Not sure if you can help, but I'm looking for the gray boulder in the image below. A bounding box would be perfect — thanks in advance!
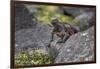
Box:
[15,24,53,56]
[62,6,95,31]
[62,7,94,18]
[15,4,37,31]
[73,12,95,30]
[54,27,94,63]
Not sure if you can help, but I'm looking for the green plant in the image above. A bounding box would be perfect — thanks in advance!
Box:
[33,5,73,25]
[15,49,53,66]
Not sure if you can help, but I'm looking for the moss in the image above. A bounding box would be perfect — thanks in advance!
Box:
[15,49,53,66]
[33,5,73,25]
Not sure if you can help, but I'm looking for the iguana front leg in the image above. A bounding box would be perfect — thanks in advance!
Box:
[48,31,55,47]
[57,32,69,43]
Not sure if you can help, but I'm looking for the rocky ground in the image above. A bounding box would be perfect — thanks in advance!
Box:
[15,24,95,63]
[54,27,95,63]
[14,4,95,64]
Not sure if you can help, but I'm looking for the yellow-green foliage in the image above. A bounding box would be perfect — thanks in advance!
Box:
[15,49,53,66]
[34,5,73,25]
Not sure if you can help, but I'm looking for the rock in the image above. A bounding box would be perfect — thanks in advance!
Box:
[62,6,95,31]
[15,4,37,31]
[73,12,95,30]
[15,22,95,63]
[54,27,94,63]
[62,7,84,17]
[62,7,94,18]
[15,24,53,56]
